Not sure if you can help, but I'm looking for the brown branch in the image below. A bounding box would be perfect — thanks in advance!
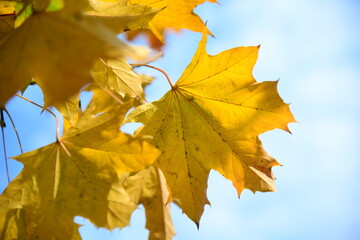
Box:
[131,64,175,89]
[0,109,10,183]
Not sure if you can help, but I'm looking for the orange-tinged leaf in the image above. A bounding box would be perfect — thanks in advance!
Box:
[128,0,217,43]
[0,1,15,15]
[0,11,128,106]
[126,28,163,49]
[124,166,175,240]
[125,33,296,223]
[0,104,160,238]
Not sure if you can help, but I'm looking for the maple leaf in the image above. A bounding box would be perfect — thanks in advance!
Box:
[124,33,296,224]
[84,84,127,116]
[53,93,81,131]
[0,1,15,35]
[128,0,217,43]
[0,208,82,240]
[85,0,159,34]
[85,68,154,116]
[0,209,26,240]
[0,11,128,107]
[91,58,147,99]
[124,166,175,240]
[0,104,160,239]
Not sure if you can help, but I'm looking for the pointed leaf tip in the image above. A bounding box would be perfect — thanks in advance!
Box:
[131,34,294,223]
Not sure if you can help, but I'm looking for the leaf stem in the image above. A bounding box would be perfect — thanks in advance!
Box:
[15,94,61,142]
[0,109,10,184]
[2,108,23,154]
[131,64,175,89]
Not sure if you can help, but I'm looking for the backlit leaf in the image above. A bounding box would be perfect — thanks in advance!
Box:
[85,0,159,33]
[0,11,128,106]
[53,93,81,131]
[125,33,296,223]
[124,167,175,240]
[85,84,127,116]
[0,209,27,240]
[128,0,217,43]
[91,58,146,99]
[0,104,160,238]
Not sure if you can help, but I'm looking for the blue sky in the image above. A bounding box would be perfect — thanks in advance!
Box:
[1,0,360,239]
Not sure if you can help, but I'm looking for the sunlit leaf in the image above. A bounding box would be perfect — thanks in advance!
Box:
[53,93,81,131]
[0,104,160,238]
[85,0,159,33]
[0,11,128,106]
[125,33,295,223]
[128,0,217,43]
[91,58,146,99]
[124,167,175,240]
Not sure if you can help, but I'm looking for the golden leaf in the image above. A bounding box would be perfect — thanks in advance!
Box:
[91,58,147,99]
[125,33,296,223]
[0,11,128,106]
[124,167,175,240]
[85,0,159,33]
[0,104,160,238]
[0,1,15,35]
[53,93,81,131]
[128,0,217,43]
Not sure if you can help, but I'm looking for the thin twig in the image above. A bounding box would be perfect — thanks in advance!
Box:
[0,109,10,183]
[2,108,23,154]
[131,64,175,88]
[15,94,61,141]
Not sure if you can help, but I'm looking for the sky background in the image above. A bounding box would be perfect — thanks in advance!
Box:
[1,0,360,239]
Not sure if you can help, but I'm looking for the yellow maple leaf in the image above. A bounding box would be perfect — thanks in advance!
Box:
[0,104,160,239]
[0,11,128,107]
[85,0,159,34]
[85,69,153,116]
[53,93,81,131]
[0,208,82,239]
[0,209,27,240]
[85,84,127,116]
[91,58,147,99]
[128,0,217,43]
[124,33,296,224]
[124,166,175,240]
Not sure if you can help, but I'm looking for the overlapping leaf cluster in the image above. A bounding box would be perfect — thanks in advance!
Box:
[0,0,295,239]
